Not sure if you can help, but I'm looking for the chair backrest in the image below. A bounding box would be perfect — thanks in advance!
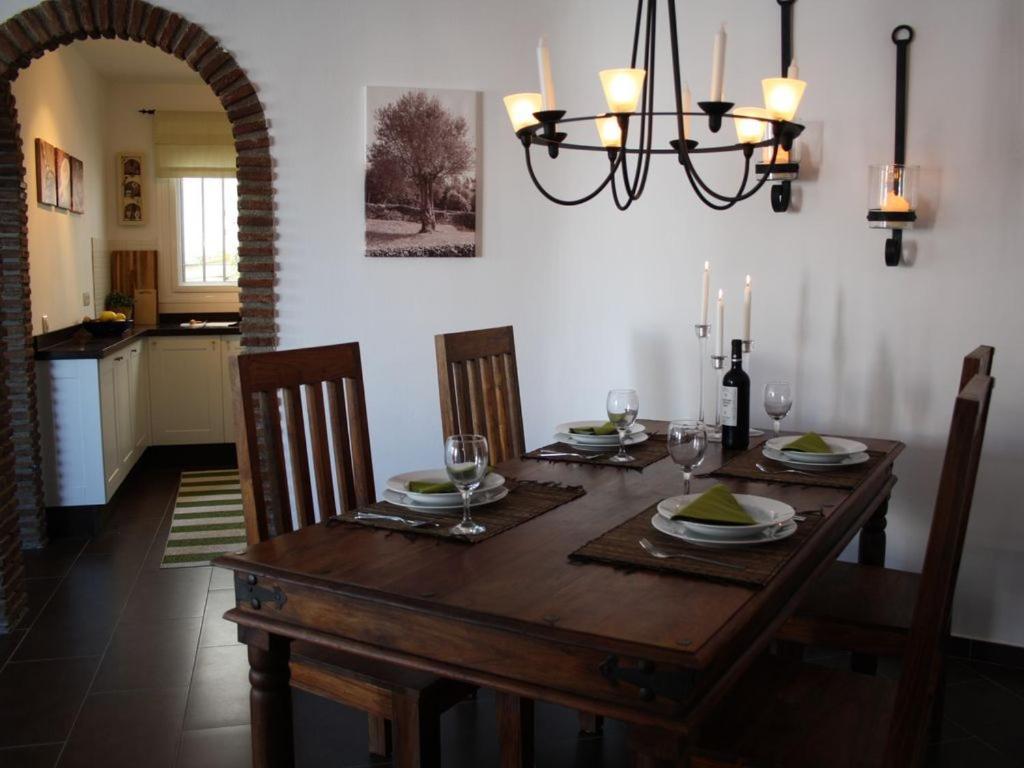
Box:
[233,342,375,544]
[960,345,994,390]
[435,326,525,464]
[884,372,994,767]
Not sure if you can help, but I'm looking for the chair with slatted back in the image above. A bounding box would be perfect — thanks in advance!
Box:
[775,345,994,658]
[631,372,995,768]
[435,326,525,465]
[233,342,471,768]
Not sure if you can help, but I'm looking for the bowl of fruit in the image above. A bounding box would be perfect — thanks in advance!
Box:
[82,311,133,337]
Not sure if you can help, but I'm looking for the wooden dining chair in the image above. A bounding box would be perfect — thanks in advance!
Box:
[233,342,471,767]
[435,326,526,464]
[775,345,995,659]
[632,372,995,768]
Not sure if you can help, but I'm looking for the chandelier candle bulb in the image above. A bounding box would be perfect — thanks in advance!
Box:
[503,92,543,133]
[599,68,646,114]
[700,261,710,325]
[710,23,727,101]
[537,36,557,110]
[743,275,752,341]
[682,81,693,137]
[716,289,725,357]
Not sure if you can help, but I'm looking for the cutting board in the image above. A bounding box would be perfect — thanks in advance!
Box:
[134,288,157,325]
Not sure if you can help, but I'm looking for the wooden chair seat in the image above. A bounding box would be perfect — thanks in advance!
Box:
[692,655,895,768]
[776,562,919,656]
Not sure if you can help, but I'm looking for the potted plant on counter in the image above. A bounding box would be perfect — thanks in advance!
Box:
[105,291,134,320]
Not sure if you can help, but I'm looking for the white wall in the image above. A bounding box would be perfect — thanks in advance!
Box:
[103,81,240,313]
[14,46,107,333]
[3,0,1022,647]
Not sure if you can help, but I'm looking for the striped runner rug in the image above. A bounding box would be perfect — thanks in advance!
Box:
[161,469,247,568]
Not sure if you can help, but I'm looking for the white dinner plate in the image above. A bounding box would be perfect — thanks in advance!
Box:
[385,470,505,506]
[656,493,796,539]
[651,514,797,548]
[765,435,868,463]
[554,421,646,445]
[382,485,509,512]
[554,431,651,451]
[762,446,870,471]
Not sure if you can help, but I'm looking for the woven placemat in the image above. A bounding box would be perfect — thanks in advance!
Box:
[523,433,667,471]
[711,445,888,490]
[327,479,585,544]
[570,502,823,588]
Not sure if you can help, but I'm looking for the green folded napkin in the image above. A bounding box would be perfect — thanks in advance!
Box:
[407,467,494,494]
[569,421,618,435]
[670,484,756,526]
[783,432,832,453]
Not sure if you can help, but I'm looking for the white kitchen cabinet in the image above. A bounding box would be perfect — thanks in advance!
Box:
[148,336,225,445]
[220,336,242,443]
[129,342,150,455]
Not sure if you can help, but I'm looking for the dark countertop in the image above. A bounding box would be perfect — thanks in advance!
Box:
[35,323,241,361]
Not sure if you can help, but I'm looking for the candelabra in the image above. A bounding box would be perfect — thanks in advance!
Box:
[694,323,709,425]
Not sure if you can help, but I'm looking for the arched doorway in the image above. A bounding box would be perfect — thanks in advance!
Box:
[0,1,277,628]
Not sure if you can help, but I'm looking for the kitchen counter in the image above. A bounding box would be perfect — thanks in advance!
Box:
[35,322,241,360]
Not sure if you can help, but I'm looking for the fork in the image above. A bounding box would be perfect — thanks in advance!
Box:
[353,511,439,528]
[639,538,745,570]
[538,450,612,461]
[755,462,815,477]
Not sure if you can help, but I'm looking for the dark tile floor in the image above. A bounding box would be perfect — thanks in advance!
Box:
[0,449,1022,767]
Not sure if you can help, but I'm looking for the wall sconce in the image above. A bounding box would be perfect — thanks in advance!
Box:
[754,0,802,213]
[868,25,917,266]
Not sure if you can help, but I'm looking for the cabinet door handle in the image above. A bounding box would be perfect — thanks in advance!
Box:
[114,356,124,361]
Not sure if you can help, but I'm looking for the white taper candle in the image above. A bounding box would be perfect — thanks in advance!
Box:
[743,275,752,340]
[710,23,727,101]
[681,81,693,137]
[537,35,557,110]
[716,289,725,357]
[700,261,710,325]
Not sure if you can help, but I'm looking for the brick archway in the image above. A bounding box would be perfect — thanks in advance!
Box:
[0,1,278,628]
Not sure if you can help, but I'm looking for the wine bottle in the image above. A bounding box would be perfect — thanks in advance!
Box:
[720,339,750,450]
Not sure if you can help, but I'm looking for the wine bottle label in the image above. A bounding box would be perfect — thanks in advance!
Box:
[721,385,738,427]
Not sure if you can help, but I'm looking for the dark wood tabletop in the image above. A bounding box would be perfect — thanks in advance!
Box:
[217,422,903,749]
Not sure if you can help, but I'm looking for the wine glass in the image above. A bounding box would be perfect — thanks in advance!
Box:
[606,389,639,463]
[667,419,707,495]
[764,381,793,437]
[444,434,489,536]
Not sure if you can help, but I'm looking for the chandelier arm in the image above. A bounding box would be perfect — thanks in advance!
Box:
[629,0,644,67]
[666,0,688,147]
[677,138,778,203]
[677,152,752,211]
[523,141,623,206]
[618,0,657,202]
[610,162,635,211]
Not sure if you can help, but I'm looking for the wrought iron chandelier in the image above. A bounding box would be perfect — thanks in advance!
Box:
[503,0,807,211]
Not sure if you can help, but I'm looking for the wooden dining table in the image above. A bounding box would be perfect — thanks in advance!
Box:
[215,423,903,767]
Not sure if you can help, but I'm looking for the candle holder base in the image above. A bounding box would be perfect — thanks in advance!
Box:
[694,323,710,339]
[698,101,734,133]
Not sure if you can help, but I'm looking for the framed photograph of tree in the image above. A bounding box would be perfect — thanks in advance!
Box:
[365,87,479,258]
[35,139,57,206]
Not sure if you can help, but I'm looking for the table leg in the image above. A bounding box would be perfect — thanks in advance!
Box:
[578,711,604,734]
[857,496,889,567]
[852,494,890,674]
[496,692,534,768]
[247,633,294,768]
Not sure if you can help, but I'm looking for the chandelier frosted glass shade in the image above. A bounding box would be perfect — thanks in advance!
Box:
[503,93,544,132]
[599,68,647,114]
[761,76,807,121]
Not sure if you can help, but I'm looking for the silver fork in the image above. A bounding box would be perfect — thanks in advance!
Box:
[755,462,815,477]
[538,450,612,461]
[639,538,745,570]
[354,511,439,528]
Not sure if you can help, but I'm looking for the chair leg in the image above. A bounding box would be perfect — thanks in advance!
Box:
[367,715,392,758]
[391,690,441,768]
[578,711,604,734]
[496,692,534,768]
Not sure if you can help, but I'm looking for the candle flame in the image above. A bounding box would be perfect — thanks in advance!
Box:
[718,289,724,299]
[704,260,710,270]
[745,274,751,285]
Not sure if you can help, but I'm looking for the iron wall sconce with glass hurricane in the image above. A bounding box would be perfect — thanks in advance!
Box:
[754,0,803,213]
[869,25,918,266]
[502,0,807,212]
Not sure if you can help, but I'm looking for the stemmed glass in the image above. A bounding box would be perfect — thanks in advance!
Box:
[606,389,639,463]
[444,434,489,536]
[667,420,708,495]
[764,381,793,437]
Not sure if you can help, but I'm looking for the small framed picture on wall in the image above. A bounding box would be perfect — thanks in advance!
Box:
[35,139,56,206]
[117,151,144,225]
[70,157,84,214]
[55,148,71,210]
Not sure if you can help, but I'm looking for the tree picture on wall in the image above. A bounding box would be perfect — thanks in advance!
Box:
[365,86,479,258]
[34,139,57,206]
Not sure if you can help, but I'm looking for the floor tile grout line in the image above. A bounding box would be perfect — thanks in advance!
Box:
[53,480,185,766]
[0,739,68,750]
[0,538,89,678]
[174,566,218,767]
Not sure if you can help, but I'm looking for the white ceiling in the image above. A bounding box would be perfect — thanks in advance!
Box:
[72,39,204,84]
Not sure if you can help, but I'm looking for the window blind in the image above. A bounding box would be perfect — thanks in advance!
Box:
[153,111,236,178]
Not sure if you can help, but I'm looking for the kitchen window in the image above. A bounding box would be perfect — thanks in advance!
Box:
[179,177,239,286]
